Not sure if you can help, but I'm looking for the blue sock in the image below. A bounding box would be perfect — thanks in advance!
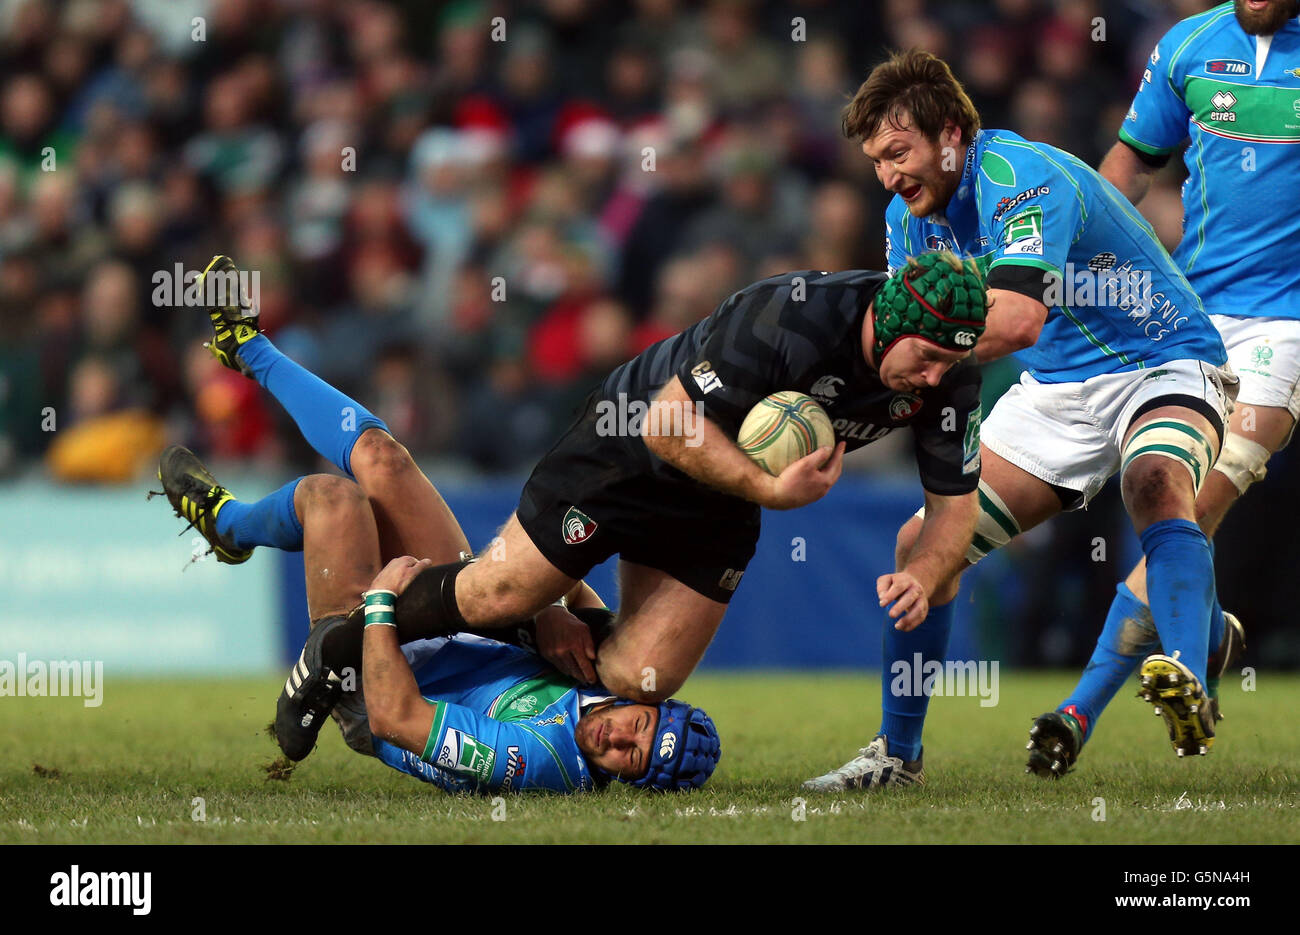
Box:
[215,477,305,551]
[1140,518,1214,686]
[879,601,954,762]
[1208,540,1225,653]
[238,335,387,478]
[1059,582,1158,741]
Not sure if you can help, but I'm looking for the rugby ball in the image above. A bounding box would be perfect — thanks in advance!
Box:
[738,391,835,476]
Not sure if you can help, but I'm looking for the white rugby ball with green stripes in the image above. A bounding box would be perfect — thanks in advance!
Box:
[738,391,835,476]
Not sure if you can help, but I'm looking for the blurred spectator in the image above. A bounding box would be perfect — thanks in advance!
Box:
[0,0,1207,482]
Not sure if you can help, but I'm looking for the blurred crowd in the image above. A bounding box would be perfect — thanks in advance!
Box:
[0,0,1214,481]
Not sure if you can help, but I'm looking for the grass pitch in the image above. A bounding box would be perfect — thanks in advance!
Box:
[2,671,1296,844]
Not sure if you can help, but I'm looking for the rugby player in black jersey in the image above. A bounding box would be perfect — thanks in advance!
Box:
[263,252,992,761]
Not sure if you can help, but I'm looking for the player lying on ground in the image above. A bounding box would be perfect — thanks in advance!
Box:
[204,251,990,775]
[1024,0,1294,777]
[158,266,719,792]
[805,49,1239,790]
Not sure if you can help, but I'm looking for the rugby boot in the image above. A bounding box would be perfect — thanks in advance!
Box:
[1137,651,1215,757]
[155,445,252,565]
[275,614,352,761]
[1025,706,1086,778]
[801,735,924,791]
[198,254,261,376]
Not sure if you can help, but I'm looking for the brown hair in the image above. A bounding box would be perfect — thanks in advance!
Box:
[842,49,980,144]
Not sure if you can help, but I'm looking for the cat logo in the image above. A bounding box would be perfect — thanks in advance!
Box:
[690,361,723,394]
[718,568,745,591]
[658,732,677,759]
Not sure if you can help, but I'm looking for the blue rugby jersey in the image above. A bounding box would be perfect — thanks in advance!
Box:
[372,637,602,794]
[1118,2,1300,319]
[885,128,1225,382]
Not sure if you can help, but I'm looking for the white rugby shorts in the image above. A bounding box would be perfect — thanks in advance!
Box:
[981,358,1237,508]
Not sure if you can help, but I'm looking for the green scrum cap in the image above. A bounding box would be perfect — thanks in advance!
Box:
[872,251,989,363]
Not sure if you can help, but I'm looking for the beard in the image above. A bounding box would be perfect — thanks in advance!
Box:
[1235,0,1300,35]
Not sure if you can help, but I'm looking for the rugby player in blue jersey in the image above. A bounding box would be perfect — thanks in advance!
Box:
[805,49,1238,791]
[1029,0,1299,776]
[155,258,719,793]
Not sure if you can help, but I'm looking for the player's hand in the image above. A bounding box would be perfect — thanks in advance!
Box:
[370,555,433,597]
[877,570,929,631]
[535,605,597,684]
[765,441,846,510]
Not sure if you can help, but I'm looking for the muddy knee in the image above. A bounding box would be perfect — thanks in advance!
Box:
[297,473,367,514]
[350,428,418,484]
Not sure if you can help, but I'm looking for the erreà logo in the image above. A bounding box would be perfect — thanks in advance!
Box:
[658,731,677,759]
[562,506,597,545]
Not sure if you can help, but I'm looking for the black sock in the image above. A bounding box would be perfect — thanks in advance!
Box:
[393,559,471,641]
[317,560,472,677]
[462,606,615,654]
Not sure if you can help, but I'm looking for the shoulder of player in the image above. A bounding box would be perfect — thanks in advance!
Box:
[975,132,1071,207]
[1161,2,1241,75]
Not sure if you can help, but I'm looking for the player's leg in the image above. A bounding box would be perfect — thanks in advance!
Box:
[347,428,471,565]
[887,449,1062,758]
[1054,401,1289,752]
[804,445,1067,790]
[594,562,729,703]
[1119,395,1225,756]
[197,255,472,564]
[1123,401,1292,600]
[295,474,382,621]
[274,474,386,761]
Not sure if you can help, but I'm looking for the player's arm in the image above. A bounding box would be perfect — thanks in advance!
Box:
[1099,140,1163,206]
[643,374,845,510]
[363,557,437,752]
[534,580,604,684]
[1103,32,1186,205]
[972,149,1077,362]
[880,488,977,631]
[973,286,1048,362]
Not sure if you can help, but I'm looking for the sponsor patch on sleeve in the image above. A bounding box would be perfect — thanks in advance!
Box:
[1002,206,1044,256]
[690,360,723,395]
[438,728,496,782]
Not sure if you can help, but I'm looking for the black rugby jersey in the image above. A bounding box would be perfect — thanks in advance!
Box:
[600,269,982,496]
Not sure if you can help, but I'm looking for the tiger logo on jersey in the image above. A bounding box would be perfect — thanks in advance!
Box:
[562,506,597,545]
